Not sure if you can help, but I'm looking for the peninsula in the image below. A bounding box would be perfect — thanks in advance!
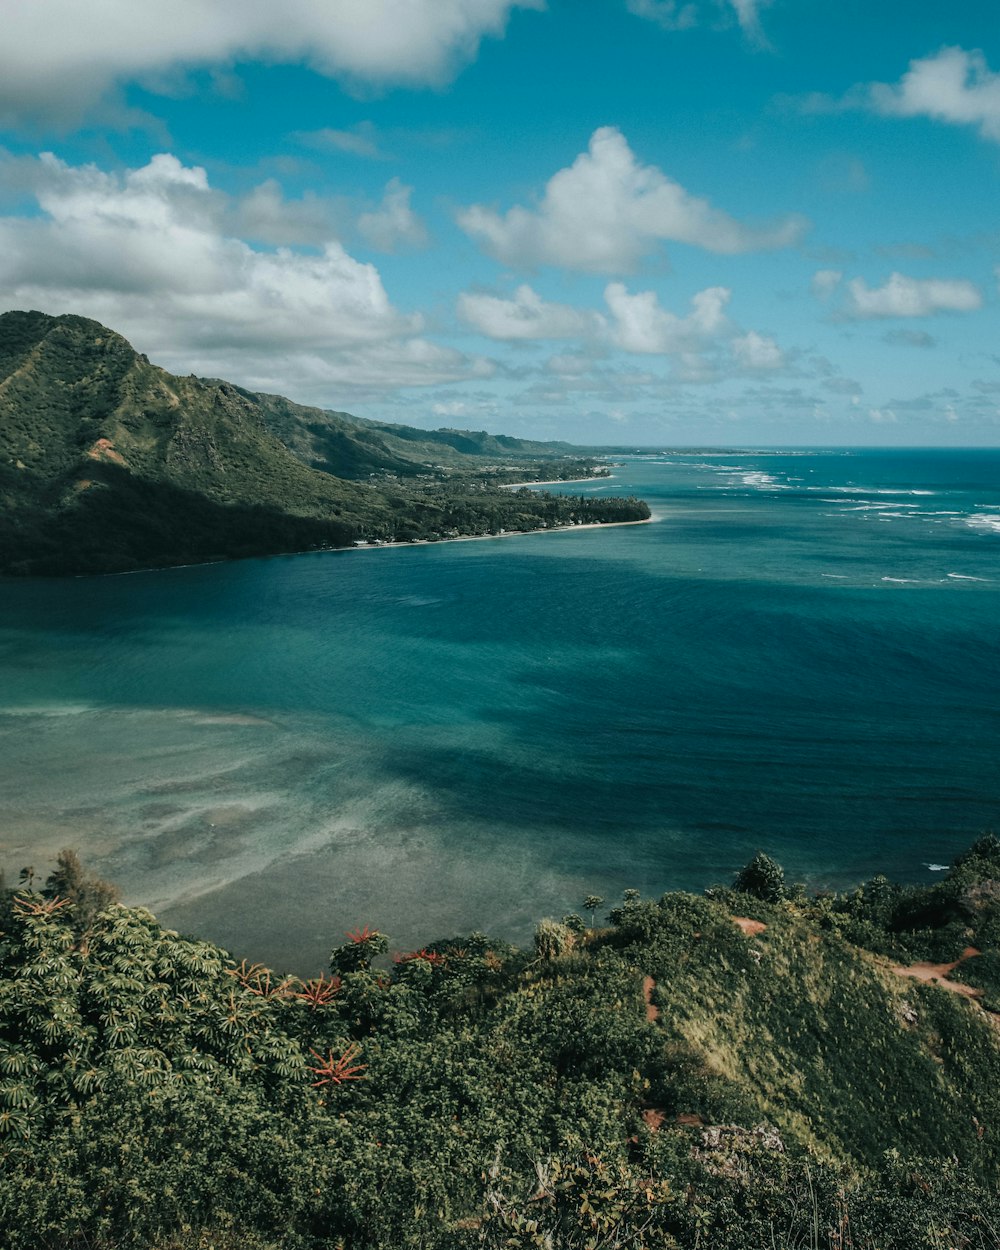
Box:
[0,311,649,577]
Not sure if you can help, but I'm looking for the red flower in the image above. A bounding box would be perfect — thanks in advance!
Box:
[295,975,342,1009]
[226,959,294,999]
[12,895,71,918]
[308,1042,366,1087]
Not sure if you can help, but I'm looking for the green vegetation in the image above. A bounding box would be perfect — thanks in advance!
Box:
[0,311,646,576]
[2,841,1000,1247]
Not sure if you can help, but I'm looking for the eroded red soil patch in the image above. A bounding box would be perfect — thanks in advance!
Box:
[642,975,659,1022]
[86,438,126,466]
[731,916,767,937]
[891,947,983,1000]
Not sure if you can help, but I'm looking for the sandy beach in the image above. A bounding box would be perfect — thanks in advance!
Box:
[499,474,613,489]
[340,515,652,554]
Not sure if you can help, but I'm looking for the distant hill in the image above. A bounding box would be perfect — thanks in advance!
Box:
[250,389,581,479]
[0,311,645,575]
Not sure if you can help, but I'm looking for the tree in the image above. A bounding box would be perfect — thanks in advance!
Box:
[330,925,389,974]
[583,895,605,928]
[733,853,786,903]
[534,919,576,961]
[43,849,120,941]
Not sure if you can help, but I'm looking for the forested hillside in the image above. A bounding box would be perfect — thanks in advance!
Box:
[2,841,1000,1248]
[0,311,647,576]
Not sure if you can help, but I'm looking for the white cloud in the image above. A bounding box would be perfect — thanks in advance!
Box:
[604,281,731,352]
[626,0,771,44]
[0,152,484,396]
[299,122,385,160]
[731,330,784,369]
[626,1,699,32]
[844,272,982,319]
[811,269,842,298]
[357,179,429,252]
[0,0,543,125]
[458,280,733,353]
[458,277,787,381]
[456,126,807,273]
[867,47,1000,143]
[235,179,347,246]
[458,285,605,340]
[799,47,1000,145]
[728,0,770,46]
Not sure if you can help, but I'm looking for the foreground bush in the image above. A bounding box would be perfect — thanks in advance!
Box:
[1,845,1000,1247]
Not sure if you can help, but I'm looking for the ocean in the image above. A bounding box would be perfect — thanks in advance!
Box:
[1,448,998,971]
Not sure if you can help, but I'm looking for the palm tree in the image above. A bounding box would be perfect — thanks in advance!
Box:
[582,895,604,928]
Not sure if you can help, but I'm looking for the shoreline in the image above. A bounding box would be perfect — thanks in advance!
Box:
[498,473,613,489]
[61,469,646,578]
[66,513,653,579]
[339,515,652,555]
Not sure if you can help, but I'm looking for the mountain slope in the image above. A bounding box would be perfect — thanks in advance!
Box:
[252,390,581,479]
[0,311,645,575]
[1,838,1000,1248]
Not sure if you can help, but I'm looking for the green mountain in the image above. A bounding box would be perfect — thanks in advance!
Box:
[250,389,582,479]
[0,311,645,575]
[2,839,1000,1248]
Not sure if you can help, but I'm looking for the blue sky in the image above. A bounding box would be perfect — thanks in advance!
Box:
[1,0,998,446]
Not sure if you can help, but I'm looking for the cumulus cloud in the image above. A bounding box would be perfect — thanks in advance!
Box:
[357,179,429,252]
[459,280,733,352]
[459,278,786,378]
[456,126,807,273]
[458,285,604,340]
[603,281,730,353]
[234,178,348,247]
[843,272,982,319]
[0,151,484,396]
[797,47,1000,144]
[731,330,785,369]
[867,47,1000,143]
[0,0,543,125]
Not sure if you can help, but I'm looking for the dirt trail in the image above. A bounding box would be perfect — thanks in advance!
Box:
[731,916,767,937]
[891,946,983,999]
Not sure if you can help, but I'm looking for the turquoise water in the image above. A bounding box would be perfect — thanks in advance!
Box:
[1,449,998,971]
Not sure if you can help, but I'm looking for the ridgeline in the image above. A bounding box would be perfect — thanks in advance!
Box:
[0,311,649,576]
[2,840,1000,1247]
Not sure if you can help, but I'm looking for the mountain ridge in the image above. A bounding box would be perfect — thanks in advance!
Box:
[0,310,647,575]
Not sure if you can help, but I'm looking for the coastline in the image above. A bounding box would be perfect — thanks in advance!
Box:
[339,515,651,554]
[86,513,653,578]
[62,469,645,578]
[499,474,613,489]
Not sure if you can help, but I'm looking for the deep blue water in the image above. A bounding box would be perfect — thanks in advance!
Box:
[1,448,998,971]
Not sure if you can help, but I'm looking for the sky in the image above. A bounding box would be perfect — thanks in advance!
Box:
[1,0,998,447]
